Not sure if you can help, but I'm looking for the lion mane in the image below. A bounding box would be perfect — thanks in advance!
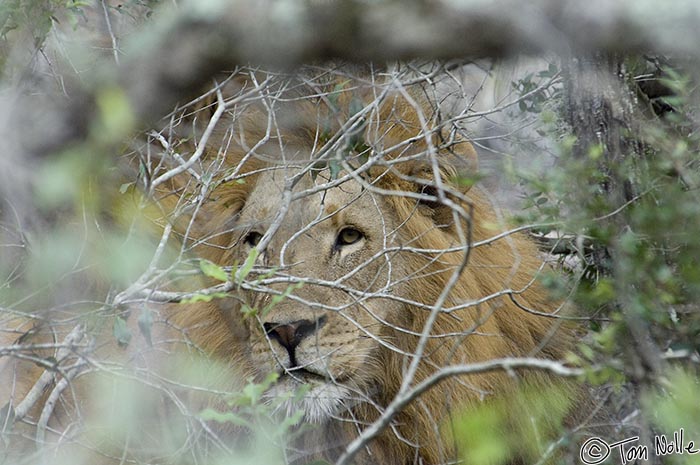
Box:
[0,71,577,465]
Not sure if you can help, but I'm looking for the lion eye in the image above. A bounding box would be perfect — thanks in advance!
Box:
[244,231,263,247]
[337,228,363,247]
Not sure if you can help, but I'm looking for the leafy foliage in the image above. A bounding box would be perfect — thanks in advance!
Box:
[454,385,572,465]
[515,56,700,449]
[2,2,700,463]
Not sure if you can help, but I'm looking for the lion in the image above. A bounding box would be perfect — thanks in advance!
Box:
[171,71,582,464]
[0,69,580,465]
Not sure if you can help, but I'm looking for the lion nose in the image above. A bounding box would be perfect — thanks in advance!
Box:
[263,316,327,354]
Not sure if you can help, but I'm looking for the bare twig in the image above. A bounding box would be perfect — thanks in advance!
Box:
[335,358,584,465]
[13,324,86,422]
[100,0,120,65]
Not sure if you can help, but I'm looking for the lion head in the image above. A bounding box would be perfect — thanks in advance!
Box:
[171,74,576,464]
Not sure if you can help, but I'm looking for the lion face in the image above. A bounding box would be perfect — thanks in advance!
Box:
[198,81,570,458]
[232,166,414,423]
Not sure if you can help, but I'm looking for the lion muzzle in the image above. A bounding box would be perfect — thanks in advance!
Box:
[264,315,328,367]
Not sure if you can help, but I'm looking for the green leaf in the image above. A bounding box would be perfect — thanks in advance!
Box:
[113,316,132,346]
[451,174,481,189]
[349,96,363,117]
[96,86,135,141]
[180,292,229,304]
[199,408,250,427]
[578,343,594,361]
[252,266,278,284]
[280,410,304,428]
[236,248,259,284]
[233,373,279,407]
[119,182,133,194]
[292,383,311,401]
[35,150,86,208]
[329,159,342,180]
[643,368,700,437]
[200,259,229,282]
[137,307,153,347]
[241,304,257,317]
[310,159,328,182]
[262,282,304,317]
[327,80,350,111]
[454,384,571,464]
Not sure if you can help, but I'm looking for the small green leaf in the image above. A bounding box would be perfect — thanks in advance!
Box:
[180,292,229,304]
[578,343,595,361]
[329,159,342,180]
[137,307,153,347]
[119,182,133,194]
[588,143,604,160]
[241,304,257,317]
[349,96,363,116]
[327,80,350,111]
[292,383,311,401]
[236,248,259,284]
[451,174,480,189]
[113,316,132,346]
[199,408,250,427]
[310,159,328,182]
[253,266,278,284]
[235,373,279,406]
[96,86,135,140]
[349,133,366,154]
[262,282,304,317]
[279,409,304,430]
[200,259,229,282]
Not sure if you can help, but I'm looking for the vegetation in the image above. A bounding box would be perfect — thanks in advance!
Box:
[1,2,700,465]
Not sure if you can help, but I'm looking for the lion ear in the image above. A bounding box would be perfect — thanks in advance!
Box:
[448,138,479,182]
[405,137,479,227]
[408,136,479,193]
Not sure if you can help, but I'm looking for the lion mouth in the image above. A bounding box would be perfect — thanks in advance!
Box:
[265,370,353,423]
[278,367,331,384]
